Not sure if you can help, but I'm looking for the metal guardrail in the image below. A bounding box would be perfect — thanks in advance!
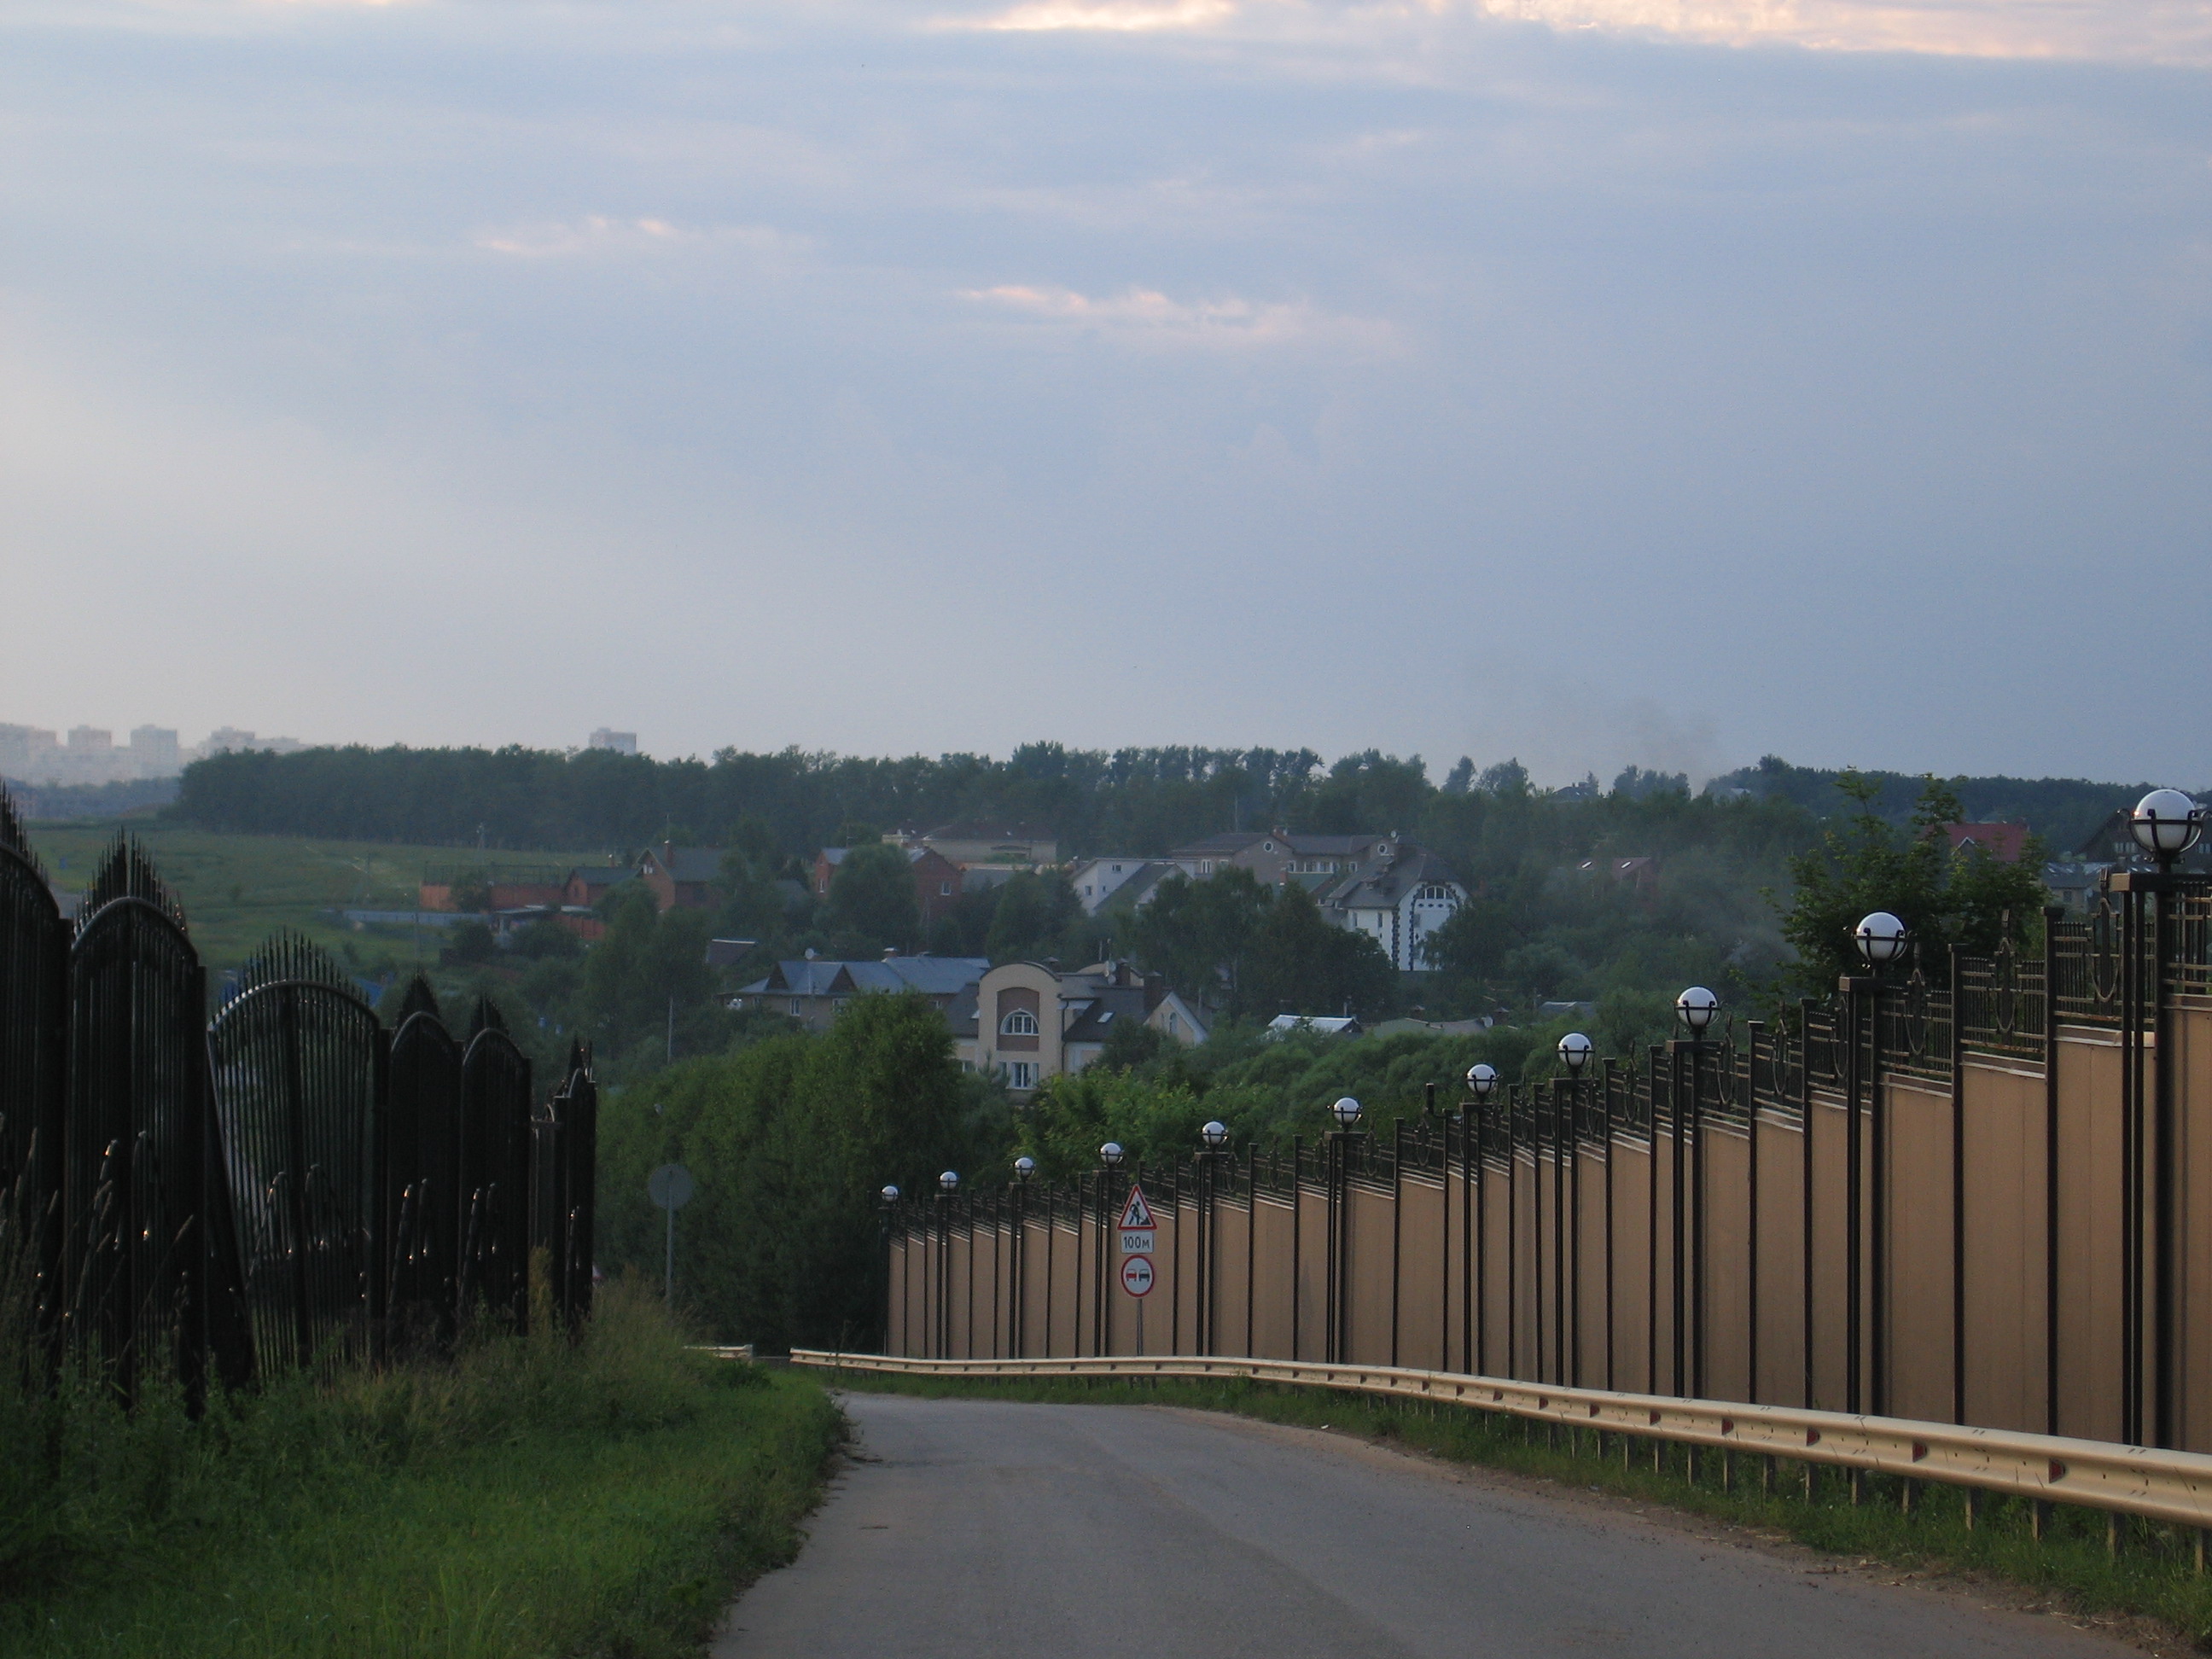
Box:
[789,1351,2212,1532]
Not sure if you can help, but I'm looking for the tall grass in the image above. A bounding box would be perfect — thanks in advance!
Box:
[0,1281,839,1658]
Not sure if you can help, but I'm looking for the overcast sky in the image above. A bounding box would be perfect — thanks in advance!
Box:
[3,0,2207,786]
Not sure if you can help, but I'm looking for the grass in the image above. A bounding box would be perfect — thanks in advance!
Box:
[20,823,613,978]
[0,1284,841,1659]
[828,1368,2212,1648]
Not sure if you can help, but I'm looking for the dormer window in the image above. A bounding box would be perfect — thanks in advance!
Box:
[1000,1008,1039,1036]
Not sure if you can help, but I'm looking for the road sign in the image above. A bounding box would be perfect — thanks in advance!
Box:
[649,1163,695,1210]
[1121,1255,1155,1297]
[1120,1230,1155,1254]
[1117,1184,1155,1231]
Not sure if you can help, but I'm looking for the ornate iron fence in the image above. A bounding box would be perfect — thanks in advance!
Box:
[0,789,595,1398]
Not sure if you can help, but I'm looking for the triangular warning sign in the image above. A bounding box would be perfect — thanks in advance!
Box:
[1118,1184,1155,1231]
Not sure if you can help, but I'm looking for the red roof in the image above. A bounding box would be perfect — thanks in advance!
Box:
[1945,822,2030,864]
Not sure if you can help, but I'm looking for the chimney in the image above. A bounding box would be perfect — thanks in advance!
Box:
[882,946,899,960]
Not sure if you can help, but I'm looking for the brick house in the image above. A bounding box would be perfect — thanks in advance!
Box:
[814,843,969,927]
[637,842,723,911]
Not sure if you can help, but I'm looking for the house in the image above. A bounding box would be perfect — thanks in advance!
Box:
[731,953,989,1033]
[951,959,1209,1093]
[1310,844,1467,972]
[911,821,1058,866]
[562,864,633,907]
[1371,1016,1495,1039]
[418,865,568,912]
[1576,855,1658,898]
[814,843,969,926]
[1944,823,2031,863]
[638,842,724,911]
[1069,856,1179,915]
[1167,830,1396,885]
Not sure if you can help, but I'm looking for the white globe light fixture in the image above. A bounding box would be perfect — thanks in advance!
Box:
[1099,1141,1125,1168]
[880,1185,900,1203]
[1202,1120,1229,1150]
[1854,911,1908,968]
[1557,1032,1593,1074]
[1465,1062,1499,1099]
[1330,1096,1363,1129]
[1012,1155,1035,1182]
[2131,789,2206,870]
[938,1170,959,1194]
[1675,986,1720,1038]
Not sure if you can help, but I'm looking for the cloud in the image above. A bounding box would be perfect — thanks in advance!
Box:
[954,0,1237,30]
[959,283,1394,351]
[941,0,2212,66]
[474,216,808,262]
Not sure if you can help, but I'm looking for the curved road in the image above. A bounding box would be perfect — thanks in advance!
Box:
[718,1392,2141,1658]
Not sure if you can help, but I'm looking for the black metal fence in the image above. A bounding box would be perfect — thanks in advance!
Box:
[0,789,597,1400]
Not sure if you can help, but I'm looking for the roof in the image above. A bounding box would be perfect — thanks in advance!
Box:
[1945,823,2030,864]
[924,821,1057,843]
[1096,860,1180,911]
[1287,833,1389,857]
[1265,1015,1361,1037]
[645,845,725,883]
[1316,847,1462,910]
[739,955,988,1000]
[1168,831,1268,858]
[818,847,850,867]
[566,865,632,889]
[1061,983,1154,1044]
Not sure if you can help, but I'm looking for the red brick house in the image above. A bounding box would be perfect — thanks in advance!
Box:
[638,843,724,911]
[814,843,968,926]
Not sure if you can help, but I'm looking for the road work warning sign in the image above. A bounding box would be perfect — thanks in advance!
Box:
[1118,1184,1156,1255]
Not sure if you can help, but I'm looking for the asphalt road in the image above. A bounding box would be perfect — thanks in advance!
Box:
[715,1392,2143,1658]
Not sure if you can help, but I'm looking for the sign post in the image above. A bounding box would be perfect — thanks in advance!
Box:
[648,1162,696,1307]
[1117,1182,1157,1353]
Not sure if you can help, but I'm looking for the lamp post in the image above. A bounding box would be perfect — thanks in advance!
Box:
[1325,1097,1362,1363]
[1843,911,1905,1415]
[1097,1143,1124,1354]
[2110,789,2207,1447]
[1670,988,1719,1400]
[1556,1034,1592,1386]
[1197,1121,1229,1355]
[1464,1063,1498,1376]
[1010,1157,1034,1359]
[880,1185,901,1353]
[935,1171,959,1359]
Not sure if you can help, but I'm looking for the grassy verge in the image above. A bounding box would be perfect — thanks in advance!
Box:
[2,1287,840,1659]
[828,1368,2210,1645]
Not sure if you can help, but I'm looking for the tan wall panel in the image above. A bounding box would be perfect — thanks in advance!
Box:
[1959,1064,2046,1432]
[2056,1032,2125,1442]
[1650,1131,1682,1396]
[1296,1185,1327,1361]
[1348,1185,1395,1365]
[1609,1140,1654,1394]
[1752,1115,1807,1406]
[1251,1195,1296,1359]
[2181,1006,2212,1452]
[1397,1173,1448,1371]
[1475,1159,1511,1377]
[1702,1125,1753,1405]
[1884,1081,1955,1423]
[1571,1150,1610,1389]
[1807,1095,1854,1411]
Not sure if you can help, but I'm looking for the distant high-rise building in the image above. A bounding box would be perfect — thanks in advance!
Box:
[129,725,181,777]
[202,726,256,756]
[588,728,638,755]
[67,725,113,754]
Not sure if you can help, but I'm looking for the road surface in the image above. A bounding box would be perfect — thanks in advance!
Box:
[716,1392,2143,1658]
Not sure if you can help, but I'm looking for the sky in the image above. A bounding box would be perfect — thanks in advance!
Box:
[1,0,2208,788]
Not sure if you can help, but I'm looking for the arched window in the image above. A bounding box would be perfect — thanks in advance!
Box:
[1000,1008,1039,1036]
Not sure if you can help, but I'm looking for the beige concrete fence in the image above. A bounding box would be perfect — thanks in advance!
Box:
[883,896,2212,1459]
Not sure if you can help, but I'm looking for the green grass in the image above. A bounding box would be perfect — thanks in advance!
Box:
[20,823,612,977]
[1,1287,841,1659]
[828,1369,2210,1646]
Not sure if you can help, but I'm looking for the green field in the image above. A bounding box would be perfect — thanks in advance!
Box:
[23,821,614,979]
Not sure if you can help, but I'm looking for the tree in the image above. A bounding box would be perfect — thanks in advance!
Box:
[1241,881,1396,1021]
[1776,771,2046,1001]
[822,842,920,952]
[580,883,722,1068]
[983,869,1080,963]
[1127,868,1272,1013]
